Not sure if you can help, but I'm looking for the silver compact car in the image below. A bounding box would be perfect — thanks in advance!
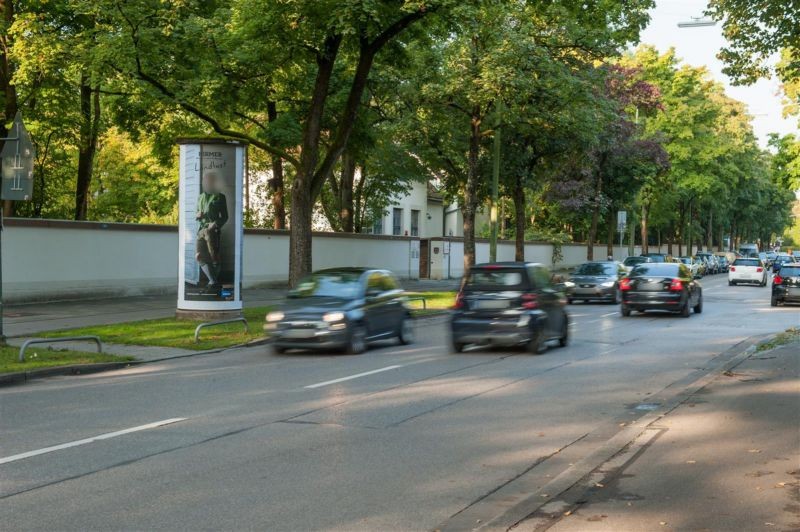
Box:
[568,261,627,304]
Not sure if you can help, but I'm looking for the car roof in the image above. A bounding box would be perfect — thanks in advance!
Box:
[312,267,377,275]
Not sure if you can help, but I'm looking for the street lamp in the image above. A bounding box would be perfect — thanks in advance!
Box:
[677,17,716,28]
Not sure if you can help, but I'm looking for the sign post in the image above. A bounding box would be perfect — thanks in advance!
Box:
[0,112,35,344]
[176,139,246,319]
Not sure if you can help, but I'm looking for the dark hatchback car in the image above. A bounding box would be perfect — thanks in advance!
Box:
[620,262,703,317]
[450,262,568,354]
[772,254,796,274]
[568,261,627,304]
[265,268,412,354]
[771,264,800,306]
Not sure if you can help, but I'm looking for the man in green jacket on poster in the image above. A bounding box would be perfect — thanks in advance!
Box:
[195,170,228,292]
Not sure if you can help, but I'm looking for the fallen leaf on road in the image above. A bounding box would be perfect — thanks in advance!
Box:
[564,511,572,516]
[538,432,545,437]
[765,523,775,526]
[775,482,786,488]
[723,370,734,377]
[748,449,762,453]
[587,515,606,522]
[541,494,549,498]
[595,483,604,488]
[686,460,697,464]
[660,521,667,526]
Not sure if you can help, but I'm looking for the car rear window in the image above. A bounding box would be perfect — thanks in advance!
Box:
[733,259,760,267]
[575,263,616,275]
[779,265,800,276]
[466,268,526,290]
[630,264,680,277]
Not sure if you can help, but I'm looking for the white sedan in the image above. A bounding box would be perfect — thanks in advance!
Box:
[728,257,768,286]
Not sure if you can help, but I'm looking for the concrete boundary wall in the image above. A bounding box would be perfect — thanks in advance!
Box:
[2,218,689,302]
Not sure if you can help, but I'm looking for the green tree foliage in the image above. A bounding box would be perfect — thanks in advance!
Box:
[706,0,800,84]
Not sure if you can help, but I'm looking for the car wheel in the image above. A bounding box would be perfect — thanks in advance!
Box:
[451,340,466,353]
[621,304,631,317]
[558,314,569,347]
[527,327,547,354]
[398,316,414,345]
[345,324,367,354]
[567,298,573,305]
[272,344,286,355]
[693,294,703,314]
[761,279,767,287]
[680,300,691,318]
[728,280,734,286]
[771,296,778,307]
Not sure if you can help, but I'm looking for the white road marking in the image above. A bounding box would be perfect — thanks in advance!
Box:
[304,365,404,389]
[0,418,187,465]
[600,312,617,317]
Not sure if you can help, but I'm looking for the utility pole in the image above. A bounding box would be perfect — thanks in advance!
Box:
[489,100,503,262]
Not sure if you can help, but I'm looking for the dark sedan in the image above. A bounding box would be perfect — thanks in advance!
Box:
[772,254,796,274]
[620,262,703,317]
[265,268,413,354]
[451,262,568,354]
[771,264,800,306]
[568,261,626,304]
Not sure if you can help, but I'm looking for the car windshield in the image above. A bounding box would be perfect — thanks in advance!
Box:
[630,264,680,277]
[466,268,525,289]
[779,266,800,276]
[574,263,616,276]
[733,259,760,267]
[679,258,692,264]
[289,272,363,299]
[624,257,647,266]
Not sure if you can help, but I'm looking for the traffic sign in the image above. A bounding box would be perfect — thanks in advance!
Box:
[1,112,35,201]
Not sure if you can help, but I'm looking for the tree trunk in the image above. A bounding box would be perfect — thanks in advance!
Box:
[74,78,100,220]
[353,163,366,233]
[266,101,286,230]
[513,177,525,261]
[462,107,481,272]
[586,172,603,261]
[606,206,615,259]
[640,202,649,255]
[706,211,713,252]
[289,184,313,286]
[1,0,18,217]
[339,150,355,232]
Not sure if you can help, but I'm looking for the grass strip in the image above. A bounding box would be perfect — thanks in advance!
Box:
[40,306,272,351]
[0,345,134,375]
[756,327,800,352]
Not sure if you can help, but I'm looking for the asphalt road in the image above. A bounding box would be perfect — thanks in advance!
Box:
[1,274,798,531]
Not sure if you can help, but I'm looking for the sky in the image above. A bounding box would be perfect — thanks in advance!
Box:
[637,0,797,149]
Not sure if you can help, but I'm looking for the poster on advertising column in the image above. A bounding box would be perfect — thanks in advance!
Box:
[177,139,245,312]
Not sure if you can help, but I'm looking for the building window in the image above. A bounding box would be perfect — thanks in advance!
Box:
[410,209,420,237]
[372,216,384,235]
[392,208,403,236]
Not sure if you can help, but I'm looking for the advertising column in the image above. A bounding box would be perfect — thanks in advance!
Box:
[177,139,246,316]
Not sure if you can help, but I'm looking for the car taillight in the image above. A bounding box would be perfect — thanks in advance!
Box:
[453,291,465,310]
[730,266,736,272]
[756,267,763,273]
[669,279,683,292]
[521,293,538,309]
[620,278,633,291]
[774,275,783,285]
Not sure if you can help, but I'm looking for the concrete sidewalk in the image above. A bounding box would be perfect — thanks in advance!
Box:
[517,340,800,532]
[2,279,458,338]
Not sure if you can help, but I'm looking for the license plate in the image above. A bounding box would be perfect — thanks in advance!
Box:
[282,329,316,339]
[474,299,509,309]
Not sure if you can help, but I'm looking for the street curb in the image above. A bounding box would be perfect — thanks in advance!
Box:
[0,361,138,387]
[437,333,771,532]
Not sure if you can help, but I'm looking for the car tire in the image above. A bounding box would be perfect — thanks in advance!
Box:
[621,304,631,317]
[771,296,778,307]
[345,324,367,355]
[680,300,691,318]
[558,314,569,347]
[567,298,573,305]
[527,327,547,354]
[693,295,703,314]
[451,340,466,353]
[761,279,767,287]
[728,280,734,286]
[272,344,286,355]
[398,316,414,345]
